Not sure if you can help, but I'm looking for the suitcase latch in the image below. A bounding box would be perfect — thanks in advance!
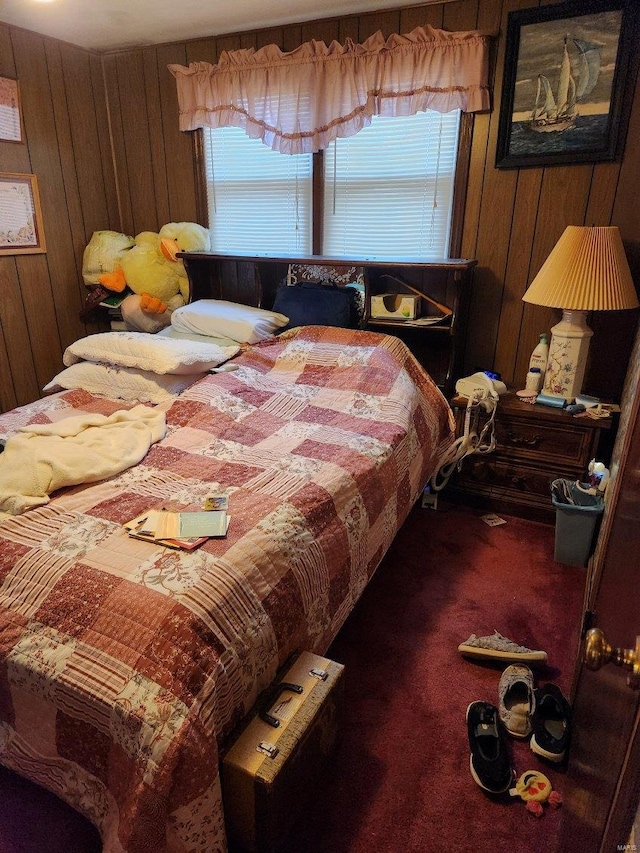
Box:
[256,741,279,758]
[309,667,328,681]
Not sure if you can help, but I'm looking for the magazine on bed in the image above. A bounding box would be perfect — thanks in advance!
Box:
[124,504,230,550]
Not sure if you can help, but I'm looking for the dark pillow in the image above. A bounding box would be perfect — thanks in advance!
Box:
[272,282,360,330]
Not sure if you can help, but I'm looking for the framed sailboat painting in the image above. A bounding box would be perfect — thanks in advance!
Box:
[495,0,636,169]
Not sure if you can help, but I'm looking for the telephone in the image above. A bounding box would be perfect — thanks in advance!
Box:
[430,372,506,492]
[455,372,507,410]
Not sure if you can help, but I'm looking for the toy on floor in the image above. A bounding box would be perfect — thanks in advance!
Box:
[509,770,562,816]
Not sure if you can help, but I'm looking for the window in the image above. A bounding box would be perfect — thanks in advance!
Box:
[204,127,313,255]
[203,109,462,259]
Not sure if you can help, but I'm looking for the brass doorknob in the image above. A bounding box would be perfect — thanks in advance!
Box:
[584,628,640,690]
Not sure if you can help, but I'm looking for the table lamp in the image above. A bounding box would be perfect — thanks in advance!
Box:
[522,226,638,401]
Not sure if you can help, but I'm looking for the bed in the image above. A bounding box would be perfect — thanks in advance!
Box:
[0,319,454,851]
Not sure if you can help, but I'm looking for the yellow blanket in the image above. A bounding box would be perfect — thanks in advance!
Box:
[0,405,166,516]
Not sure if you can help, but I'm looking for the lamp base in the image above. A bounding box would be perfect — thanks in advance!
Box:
[542,310,593,402]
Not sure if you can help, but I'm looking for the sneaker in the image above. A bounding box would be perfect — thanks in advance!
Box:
[458,631,548,665]
[530,684,571,763]
[466,701,513,794]
[498,665,535,738]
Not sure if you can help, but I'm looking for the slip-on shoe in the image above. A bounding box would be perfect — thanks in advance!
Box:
[458,631,548,665]
[498,664,535,738]
[466,700,513,794]
[530,683,571,763]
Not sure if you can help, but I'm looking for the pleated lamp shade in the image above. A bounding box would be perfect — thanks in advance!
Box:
[523,226,638,311]
[522,226,638,401]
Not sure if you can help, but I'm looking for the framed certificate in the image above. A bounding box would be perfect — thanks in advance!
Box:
[0,77,23,143]
[0,173,47,255]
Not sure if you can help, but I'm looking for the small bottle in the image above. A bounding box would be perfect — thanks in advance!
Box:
[529,334,549,372]
[525,367,543,393]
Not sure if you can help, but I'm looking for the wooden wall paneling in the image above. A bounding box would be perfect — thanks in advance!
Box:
[401,3,444,31]
[185,38,219,64]
[282,26,303,53]
[156,43,199,224]
[442,0,479,31]
[589,61,640,403]
[0,29,27,174]
[337,16,359,44]
[300,19,342,45]
[41,41,95,348]
[102,54,132,235]
[0,29,41,410]
[11,29,70,390]
[0,25,19,409]
[585,163,620,227]
[215,35,242,57]
[59,44,112,241]
[493,167,543,386]
[462,0,532,376]
[357,10,402,41]
[459,0,502,263]
[0,24,14,74]
[0,29,30,171]
[0,328,18,413]
[89,53,120,231]
[254,29,284,50]
[238,32,256,51]
[0,259,30,411]
[142,47,171,228]
[115,51,160,234]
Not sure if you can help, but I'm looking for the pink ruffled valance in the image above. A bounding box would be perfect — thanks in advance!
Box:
[169,25,491,154]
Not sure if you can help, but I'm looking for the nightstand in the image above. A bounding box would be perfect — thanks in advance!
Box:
[446,393,614,523]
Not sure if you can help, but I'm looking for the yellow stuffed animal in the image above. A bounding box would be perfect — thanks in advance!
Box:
[86,223,210,332]
[158,222,211,302]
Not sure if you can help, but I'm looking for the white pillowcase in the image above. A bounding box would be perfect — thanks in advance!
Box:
[171,299,289,344]
[63,332,240,375]
[44,362,205,403]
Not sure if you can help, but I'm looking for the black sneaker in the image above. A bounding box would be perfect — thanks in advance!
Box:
[466,701,513,793]
[530,684,571,763]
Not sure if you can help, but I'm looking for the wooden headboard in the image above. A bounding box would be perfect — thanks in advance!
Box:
[179,253,294,310]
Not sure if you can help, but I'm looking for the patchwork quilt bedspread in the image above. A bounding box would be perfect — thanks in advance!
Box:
[0,325,454,852]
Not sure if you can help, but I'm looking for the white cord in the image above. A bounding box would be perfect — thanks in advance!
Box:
[429,392,498,492]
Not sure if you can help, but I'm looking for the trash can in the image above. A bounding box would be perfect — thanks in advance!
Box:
[551,478,604,567]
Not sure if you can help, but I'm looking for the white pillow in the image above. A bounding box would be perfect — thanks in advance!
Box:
[63,332,240,375]
[44,363,205,403]
[171,299,289,344]
[156,326,236,348]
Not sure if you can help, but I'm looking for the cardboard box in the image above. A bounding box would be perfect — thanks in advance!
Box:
[370,293,420,320]
[222,651,344,852]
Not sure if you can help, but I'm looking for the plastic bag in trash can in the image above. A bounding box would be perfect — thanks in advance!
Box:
[551,478,605,509]
[551,478,604,567]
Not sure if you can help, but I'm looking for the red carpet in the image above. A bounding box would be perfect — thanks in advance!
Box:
[0,502,584,853]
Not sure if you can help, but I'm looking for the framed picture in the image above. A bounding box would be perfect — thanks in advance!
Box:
[0,77,23,143]
[0,173,46,256]
[495,0,636,169]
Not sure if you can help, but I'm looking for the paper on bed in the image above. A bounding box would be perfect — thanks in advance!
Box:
[156,510,229,539]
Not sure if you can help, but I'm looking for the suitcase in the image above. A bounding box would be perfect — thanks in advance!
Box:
[222,651,344,852]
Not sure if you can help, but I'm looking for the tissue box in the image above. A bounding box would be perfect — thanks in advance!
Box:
[370,293,420,320]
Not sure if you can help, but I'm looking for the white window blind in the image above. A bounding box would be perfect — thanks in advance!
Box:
[204,127,313,255]
[323,111,461,259]
[203,109,461,259]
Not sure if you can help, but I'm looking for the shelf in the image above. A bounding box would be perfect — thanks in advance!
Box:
[367,318,452,332]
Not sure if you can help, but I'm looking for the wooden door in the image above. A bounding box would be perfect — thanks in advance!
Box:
[558,320,640,851]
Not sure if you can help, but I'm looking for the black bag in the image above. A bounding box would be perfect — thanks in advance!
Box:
[272,281,360,330]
